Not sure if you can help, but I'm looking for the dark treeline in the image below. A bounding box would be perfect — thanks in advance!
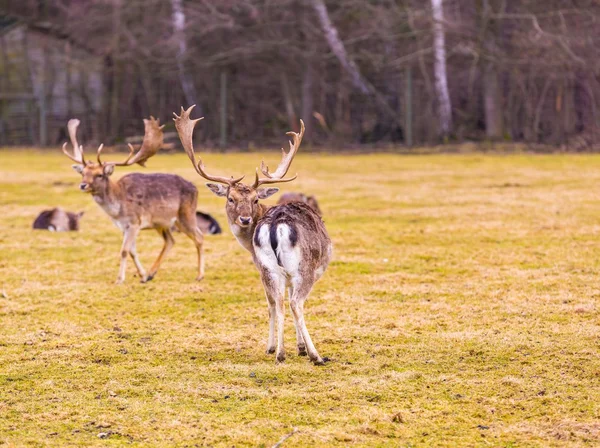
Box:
[3,0,600,148]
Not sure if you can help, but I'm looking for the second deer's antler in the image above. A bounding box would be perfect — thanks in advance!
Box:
[253,119,305,188]
[97,116,164,167]
[61,118,86,164]
[173,105,244,186]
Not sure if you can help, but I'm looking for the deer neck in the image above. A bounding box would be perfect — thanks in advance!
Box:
[230,203,271,255]
[92,179,123,218]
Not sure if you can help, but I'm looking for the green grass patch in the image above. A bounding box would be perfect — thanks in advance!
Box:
[0,150,599,446]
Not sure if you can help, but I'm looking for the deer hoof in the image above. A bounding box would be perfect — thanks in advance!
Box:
[142,274,155,283]
[195,275,204,282]
[297,346,308,356]
[115,278,124,285]
[266,347,276,355]
[311,356,327,366]
[276,352,286,363]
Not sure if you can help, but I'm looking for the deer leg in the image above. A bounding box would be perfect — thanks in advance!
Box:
[116,226,139,284]
[289,284,324,366]
[264,291,276,355]
[129,239,148,282]
[178,209,205,281]
[275,292,286,363]
[288,286,307,356]
[261,272,286,362]
[147,228,175,282]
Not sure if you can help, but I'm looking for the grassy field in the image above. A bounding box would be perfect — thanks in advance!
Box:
[1,149,599,447]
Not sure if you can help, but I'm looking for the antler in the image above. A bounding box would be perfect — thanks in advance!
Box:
[61,118,86,164]
[97,116,164,167]
[173,105,244,186]
[253,119,305,188]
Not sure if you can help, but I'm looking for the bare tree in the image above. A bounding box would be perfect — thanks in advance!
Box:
[431,0,452,138]
[171,0,198,110]
[308,0,370,95]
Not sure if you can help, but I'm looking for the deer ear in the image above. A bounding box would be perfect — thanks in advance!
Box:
[257,187,279,199]
[72,164,84,174]
[103,164,115,176]
[206,183,228,197]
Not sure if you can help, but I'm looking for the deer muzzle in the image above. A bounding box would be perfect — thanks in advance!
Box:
[239,216,253,226]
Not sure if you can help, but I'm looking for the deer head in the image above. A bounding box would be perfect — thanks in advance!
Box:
[173,105,304,229]
[63,117,164,194]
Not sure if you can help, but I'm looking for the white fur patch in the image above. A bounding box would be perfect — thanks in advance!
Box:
[254,224,281,273]
[275,224,301,279]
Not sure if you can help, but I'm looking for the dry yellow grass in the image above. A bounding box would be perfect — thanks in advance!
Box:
[0,150,599,447]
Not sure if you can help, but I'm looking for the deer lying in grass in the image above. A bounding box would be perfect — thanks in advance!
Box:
[62,117,205,284]
[174,106,332,365]
[277,192,322,216]
[33,208,84,231]
[194,211,222,235]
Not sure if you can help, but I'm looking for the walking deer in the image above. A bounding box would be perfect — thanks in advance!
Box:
[174,106,332,365]
[62,117,205,284]
[277,192,322,216]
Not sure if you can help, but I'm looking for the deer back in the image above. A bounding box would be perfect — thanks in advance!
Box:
[253,202,331,279]
[102,173,198,229]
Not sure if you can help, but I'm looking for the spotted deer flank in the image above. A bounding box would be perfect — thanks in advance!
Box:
[174,106,332,365]
[61,117,206,284]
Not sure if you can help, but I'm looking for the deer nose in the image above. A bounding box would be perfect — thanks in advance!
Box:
[239,216,252,225]
[79,183,88,190]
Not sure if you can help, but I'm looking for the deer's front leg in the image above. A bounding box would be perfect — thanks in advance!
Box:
[116,225,138,284]
[129,239,148,283]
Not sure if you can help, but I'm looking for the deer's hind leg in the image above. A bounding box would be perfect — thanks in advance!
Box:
[289,279,324,365]
[289,286,307,356]
[177,204,205,281]
[260,272,286,363]
[146,228,175,282]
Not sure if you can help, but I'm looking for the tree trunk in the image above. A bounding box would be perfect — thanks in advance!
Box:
[483,62,503,139]
[109,0,122,141]
[301,59,314,141]
[431,0,452,138]
[309,0,369,95]
[171,0,199,111]
[280,73,298,132]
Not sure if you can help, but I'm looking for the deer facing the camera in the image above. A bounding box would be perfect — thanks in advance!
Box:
[174,106,332,365]
[62,117,205,284]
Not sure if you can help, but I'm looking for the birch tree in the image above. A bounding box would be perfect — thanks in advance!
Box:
[309,0,370,95]
[171,0,198,110]
[431,0,452,137]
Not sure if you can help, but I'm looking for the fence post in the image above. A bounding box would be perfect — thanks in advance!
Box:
[39,46,47,147]
[220,70,227,149]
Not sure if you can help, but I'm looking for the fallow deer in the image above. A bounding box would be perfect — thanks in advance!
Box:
[62,117,205,284]
[174,106,332,365]
[33,208,84,231]
[195,211,222,235]
[277,192,322,216]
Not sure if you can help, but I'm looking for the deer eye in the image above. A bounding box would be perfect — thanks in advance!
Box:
[95,174,103,179]
[228,197,234,204]
[254,199,259,204]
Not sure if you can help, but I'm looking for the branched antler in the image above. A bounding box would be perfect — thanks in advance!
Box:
[173,105,244,186]
[253,119,305,188]
[61,119,86,164]
[98,116,164,167]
